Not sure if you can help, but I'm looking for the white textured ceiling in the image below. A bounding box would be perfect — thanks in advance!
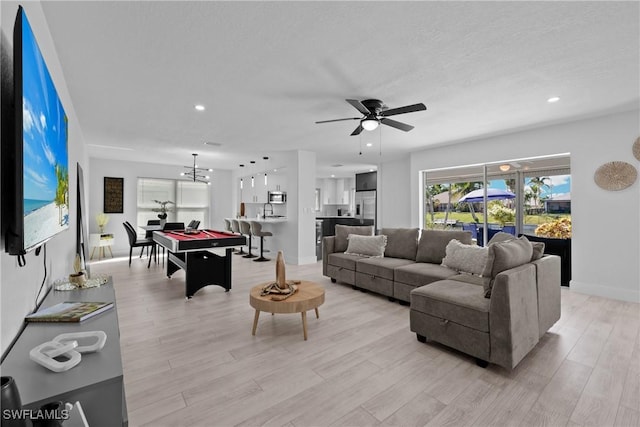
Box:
[39,1,639,178]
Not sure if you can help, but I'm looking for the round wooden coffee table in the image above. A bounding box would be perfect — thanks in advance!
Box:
[250,280,325,340]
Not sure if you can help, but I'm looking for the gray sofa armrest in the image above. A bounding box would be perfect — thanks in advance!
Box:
[322,236,336,276]
[532,254,561,337]
[489,263,540,369]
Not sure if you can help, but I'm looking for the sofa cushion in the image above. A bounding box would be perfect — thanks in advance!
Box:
[327,252,367,271]
[449,273,491,288]
[356,257,415,281]
[416,230,473,264]
[334,225,374,252]
[441,239,491,277]
[484,235,533,297]
[394,262,458,286]
[410,280,490,332]
[345,234,387,257]
[380,228,419,260]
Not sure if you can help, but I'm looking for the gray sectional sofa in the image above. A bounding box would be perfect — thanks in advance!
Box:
[322,226,561,369]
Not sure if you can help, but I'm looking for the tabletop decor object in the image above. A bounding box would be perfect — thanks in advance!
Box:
[68,254,87,287]
[1,376,26,427]
[95,212,109,233]
[54,274,108,291]
[260,251,300,301]
[152,200,174,220]
[633,136,640,161]
[594,161,637,191]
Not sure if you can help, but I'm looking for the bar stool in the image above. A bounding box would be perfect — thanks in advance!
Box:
[230,219,246,255]
[239,220,257,258]
[224,219,239,253]
[250,221,272,262]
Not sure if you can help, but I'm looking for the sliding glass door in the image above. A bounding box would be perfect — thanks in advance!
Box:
[422,155,570,245]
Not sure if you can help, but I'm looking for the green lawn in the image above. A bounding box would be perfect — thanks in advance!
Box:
[425,212,570,226]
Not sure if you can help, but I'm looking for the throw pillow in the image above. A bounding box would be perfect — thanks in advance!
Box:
[380,228,419,260]
[416,230,473,263]
[344,234,387,257]
[484,235,533,298]
[441,239,491,277]
[487,231,545,261]
[487,231,515,245]
[334,225,374,252]
[531,241,545,261]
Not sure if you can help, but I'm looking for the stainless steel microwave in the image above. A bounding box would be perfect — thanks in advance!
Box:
[268,191,287,204]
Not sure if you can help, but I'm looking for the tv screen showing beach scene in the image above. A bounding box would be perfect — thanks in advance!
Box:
[21,9,69,252]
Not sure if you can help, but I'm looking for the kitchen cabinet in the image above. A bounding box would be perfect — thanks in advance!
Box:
[321,178,352,205]
[240,174,268,203]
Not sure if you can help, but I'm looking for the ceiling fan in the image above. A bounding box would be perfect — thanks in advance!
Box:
[315,99,426,136]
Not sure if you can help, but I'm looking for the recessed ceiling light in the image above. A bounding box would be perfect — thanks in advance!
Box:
[499,164,511,172]
[194,104,205,111]
[331,174,335,178]
[547,97,560,103]
[366,143,373,147]
[369,169,374,172]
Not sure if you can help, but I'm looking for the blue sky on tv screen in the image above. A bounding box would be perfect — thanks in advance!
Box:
[22,11,68,205]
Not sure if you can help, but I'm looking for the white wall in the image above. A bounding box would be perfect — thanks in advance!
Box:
[384,110,639,302]
[378,156,412,228]
[88,157,233,257]
[1,1,89,355]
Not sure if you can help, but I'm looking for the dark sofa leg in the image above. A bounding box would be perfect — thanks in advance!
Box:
[416,334,427,343]
[475,358,489,368]
[352,285,358,290]
[398,300,409,306]
[331,278,336,283]
[388,297,396,302]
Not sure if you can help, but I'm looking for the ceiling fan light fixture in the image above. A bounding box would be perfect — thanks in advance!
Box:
[362,117,379,131]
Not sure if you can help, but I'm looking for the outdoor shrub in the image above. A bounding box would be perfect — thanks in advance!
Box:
[535,217,572,239]
[488,202,515,226]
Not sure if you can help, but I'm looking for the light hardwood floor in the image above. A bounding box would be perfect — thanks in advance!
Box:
[91,252,640,427]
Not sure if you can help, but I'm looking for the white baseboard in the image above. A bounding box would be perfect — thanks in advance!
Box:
[570,280,640,303]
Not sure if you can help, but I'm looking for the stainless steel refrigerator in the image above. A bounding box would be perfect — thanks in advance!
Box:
[355,190,376,229]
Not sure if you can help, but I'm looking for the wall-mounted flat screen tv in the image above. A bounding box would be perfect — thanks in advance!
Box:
[4,6,69,255]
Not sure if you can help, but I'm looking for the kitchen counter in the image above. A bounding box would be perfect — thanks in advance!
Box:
[247,217,288,223]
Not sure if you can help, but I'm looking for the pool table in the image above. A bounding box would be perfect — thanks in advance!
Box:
[153,229,246,298]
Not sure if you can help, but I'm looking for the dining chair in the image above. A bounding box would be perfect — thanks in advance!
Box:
[162,222,185,231]
[187,220,200,229]
[123,222,155,267]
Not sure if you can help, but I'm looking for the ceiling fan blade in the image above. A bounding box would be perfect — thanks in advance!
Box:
[380,117,414,132]
[380,103,426,117]
[315,117,361,124]
[350,123,364,136]
[346,99,371,115]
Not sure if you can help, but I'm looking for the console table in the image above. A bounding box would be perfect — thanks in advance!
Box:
[0,278,127,426]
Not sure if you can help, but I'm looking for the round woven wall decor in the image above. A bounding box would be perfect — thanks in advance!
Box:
[594,161,637,191]
[633,137,640,161]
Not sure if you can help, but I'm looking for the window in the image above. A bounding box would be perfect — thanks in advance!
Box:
[421,155,570,244]
[137,178,210,231]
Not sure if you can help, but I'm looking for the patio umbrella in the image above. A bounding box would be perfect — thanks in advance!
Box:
[458,188,516,203]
